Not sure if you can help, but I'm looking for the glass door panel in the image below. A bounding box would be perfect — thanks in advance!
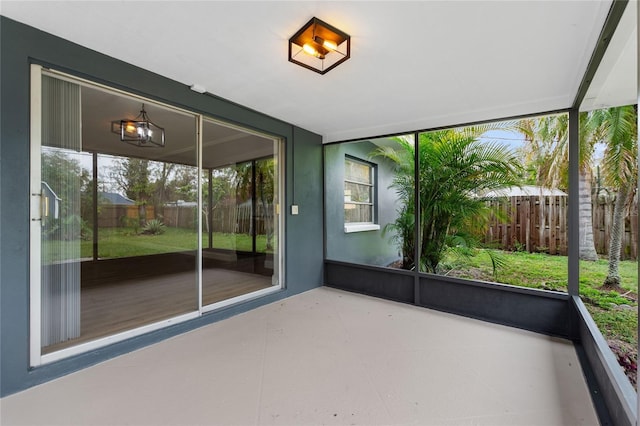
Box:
[201,119,281,306]
[37,71,199,355]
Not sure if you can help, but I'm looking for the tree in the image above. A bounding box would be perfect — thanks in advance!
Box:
[519,107,638,285]
[41,149,91,240]
[41,149,90,217]
[109,158,153,226]
[234,159,277,250]
[170,165,198,202]
[374,127,523,273]
[372,137,415,269]
[595,105,638,289]
[518,113,600,261]
[152,162,175,220]
[203,168,234,234]
[256,158,276,250]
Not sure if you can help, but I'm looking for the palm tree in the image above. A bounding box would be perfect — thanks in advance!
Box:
[255,158,276,250]
[372,136,415,269]
[374,126,523,273]
[517,113,600,261]
[595,105,638,289]
[235,158,277,250]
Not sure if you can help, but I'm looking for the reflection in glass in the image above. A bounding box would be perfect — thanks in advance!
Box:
[41,148,84,348]
[40,75,199,354]
[256,157,277,255]
[201,119,280,306]
[36,71,282,358]
[231,161,254,252]
[97,156,199,259]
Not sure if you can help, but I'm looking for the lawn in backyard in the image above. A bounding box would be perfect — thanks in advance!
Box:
[42,227,270,261]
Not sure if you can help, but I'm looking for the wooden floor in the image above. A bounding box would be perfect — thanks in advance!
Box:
[44,268,272,353]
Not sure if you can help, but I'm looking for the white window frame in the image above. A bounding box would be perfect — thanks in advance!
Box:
[343,156,380,233]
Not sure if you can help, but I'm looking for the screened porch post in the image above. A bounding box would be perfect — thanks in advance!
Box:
[567,108,580,296]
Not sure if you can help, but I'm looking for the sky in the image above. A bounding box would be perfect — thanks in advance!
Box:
[478,129,526,151]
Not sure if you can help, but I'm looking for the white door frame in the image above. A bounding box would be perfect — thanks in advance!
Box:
[29,65,285,366]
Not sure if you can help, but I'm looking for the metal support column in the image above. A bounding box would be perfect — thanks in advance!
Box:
[567,109,580,296]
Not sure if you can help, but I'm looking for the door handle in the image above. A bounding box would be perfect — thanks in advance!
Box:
[31,192,43,221]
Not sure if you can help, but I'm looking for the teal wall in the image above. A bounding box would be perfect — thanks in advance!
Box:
[324,140,401,267]
[0,16,323,396]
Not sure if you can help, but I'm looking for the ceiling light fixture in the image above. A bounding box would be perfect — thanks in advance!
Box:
[289,17,350,75]
[111,104,165,148]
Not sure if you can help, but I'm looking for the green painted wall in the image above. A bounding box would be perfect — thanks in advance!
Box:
[324,140,401,267]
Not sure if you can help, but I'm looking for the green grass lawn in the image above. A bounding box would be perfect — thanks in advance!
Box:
[43,227,271,261]
[443,250,637,294]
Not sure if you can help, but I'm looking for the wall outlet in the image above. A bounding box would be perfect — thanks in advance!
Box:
[291,205,299,215]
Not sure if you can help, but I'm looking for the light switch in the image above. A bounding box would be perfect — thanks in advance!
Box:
[291,205,299,215]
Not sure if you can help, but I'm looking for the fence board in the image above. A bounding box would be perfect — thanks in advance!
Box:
[98,205,154,228]
[96,203,275,236]
[549,196,557,254]
[538,196,545,250]
[561,196,565,252]
[484,194,636,260]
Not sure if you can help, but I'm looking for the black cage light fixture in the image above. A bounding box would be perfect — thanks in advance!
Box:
[111,103,165,148]
[288,17,350,75]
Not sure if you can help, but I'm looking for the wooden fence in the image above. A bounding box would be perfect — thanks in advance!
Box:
[592,194,638,260]
[483,195,638,260]
[209,203,272,234]
[98,205,154,228]
[484,196,568,255]
[97,203,272,234]
[163,205,197,229]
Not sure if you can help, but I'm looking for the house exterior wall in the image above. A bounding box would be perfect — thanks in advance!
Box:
[324,140,401,267]
[0,16,323,397]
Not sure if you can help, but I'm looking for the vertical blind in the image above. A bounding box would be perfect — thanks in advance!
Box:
[40,75,82,347]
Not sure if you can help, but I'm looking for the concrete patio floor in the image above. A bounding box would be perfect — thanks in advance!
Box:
[1,287,599,425]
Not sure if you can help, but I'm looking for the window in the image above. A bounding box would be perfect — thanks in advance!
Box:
[325,138,410,266]
[344,157,378,232]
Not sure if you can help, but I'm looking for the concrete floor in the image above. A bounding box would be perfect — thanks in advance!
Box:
[1,287,599,425]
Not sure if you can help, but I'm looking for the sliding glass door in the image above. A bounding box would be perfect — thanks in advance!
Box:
[30,66,283,364]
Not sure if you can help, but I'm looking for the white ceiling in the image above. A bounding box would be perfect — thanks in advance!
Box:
[77,83,275,169]
[1,1,619,143]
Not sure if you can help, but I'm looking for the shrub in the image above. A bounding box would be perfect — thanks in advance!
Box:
[141,219,166,235]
